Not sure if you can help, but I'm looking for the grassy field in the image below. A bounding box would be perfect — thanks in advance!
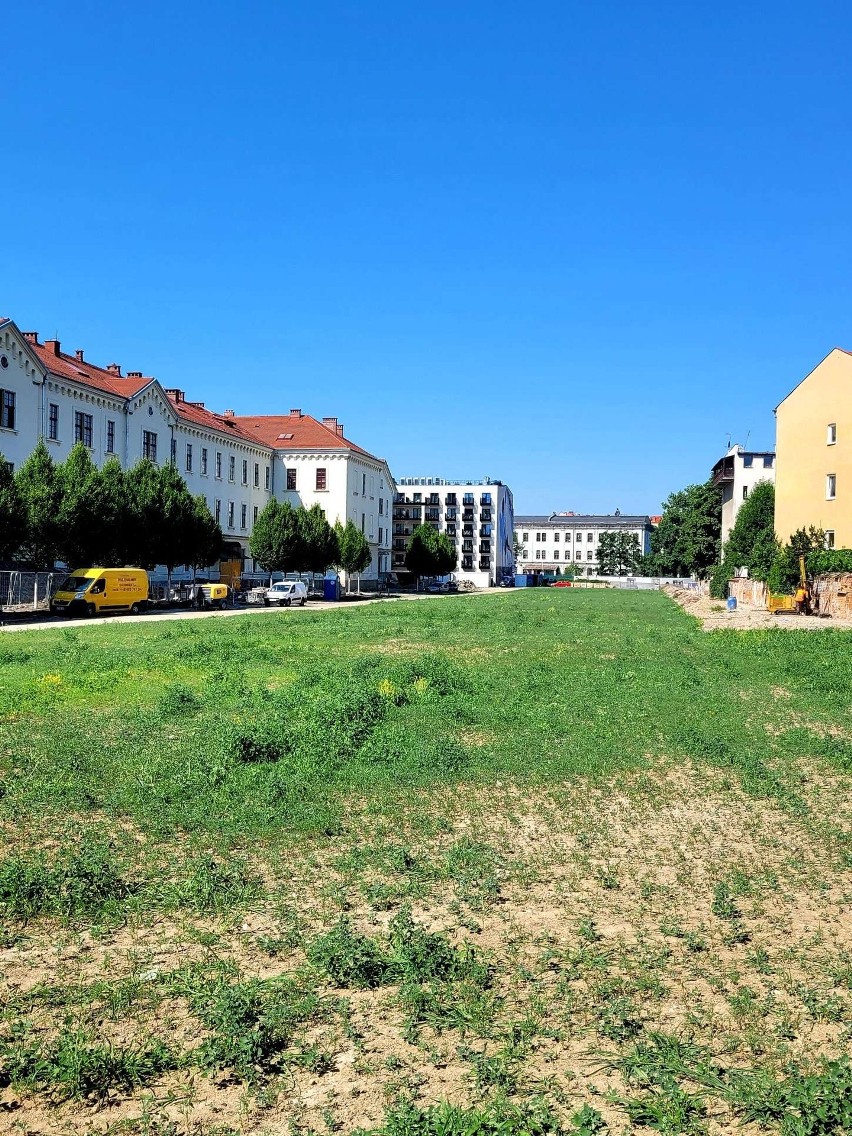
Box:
[1,589,852,1134]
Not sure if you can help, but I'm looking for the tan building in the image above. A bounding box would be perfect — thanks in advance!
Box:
[775,347,852,549]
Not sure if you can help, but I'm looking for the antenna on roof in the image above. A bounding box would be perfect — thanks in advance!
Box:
[744,430,750,451]
[725,432,731,451]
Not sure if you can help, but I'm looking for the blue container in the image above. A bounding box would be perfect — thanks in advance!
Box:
[514,573,529,588]
[726,595,737,611]
[323,577,340,601]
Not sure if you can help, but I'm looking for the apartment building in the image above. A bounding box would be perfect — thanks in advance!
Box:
[0,319,393,581]
[775,348,852,549]
[392,478,515,588]
[515,513,653,576]
[710,445,775,546]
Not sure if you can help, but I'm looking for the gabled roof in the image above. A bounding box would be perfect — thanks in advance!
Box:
[234,411,383,462]
[28,335,153,398]
[167,396,265,445]
[775,347,852,412]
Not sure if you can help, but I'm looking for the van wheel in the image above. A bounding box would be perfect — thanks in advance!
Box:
[284,598,292,607]
[130,603,140,615]
[300,599,306,606]
[87,604,96,618]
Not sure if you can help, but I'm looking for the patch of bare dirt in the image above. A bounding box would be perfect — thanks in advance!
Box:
[664,585,852,630]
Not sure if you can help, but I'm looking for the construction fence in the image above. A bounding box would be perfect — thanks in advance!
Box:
[0,571,59,614]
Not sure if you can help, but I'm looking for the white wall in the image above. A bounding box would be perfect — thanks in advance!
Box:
[0,326,45,471]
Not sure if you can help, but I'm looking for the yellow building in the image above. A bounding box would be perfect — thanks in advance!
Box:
[775,348,852,548]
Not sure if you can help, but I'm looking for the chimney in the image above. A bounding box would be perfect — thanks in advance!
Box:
[188,400,205,409]
[165,388,184,402]
[22,331,39,345]
[289,408,303,417]
[127,371,143,378]
[44,339,61,356]
[322,416,338,432]
[106,363,122,375]
[223,409,235,417]
[75,349,84,362]
[336,424,344,437]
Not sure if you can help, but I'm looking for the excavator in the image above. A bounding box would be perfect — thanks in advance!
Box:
[767,555,814,615]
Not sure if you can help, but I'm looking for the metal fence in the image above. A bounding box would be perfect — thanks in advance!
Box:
[0,571,59,613]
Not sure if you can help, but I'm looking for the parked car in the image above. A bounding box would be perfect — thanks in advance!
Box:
[265,580,308,607]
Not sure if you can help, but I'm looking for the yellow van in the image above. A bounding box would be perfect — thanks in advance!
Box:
[51,568,149,618]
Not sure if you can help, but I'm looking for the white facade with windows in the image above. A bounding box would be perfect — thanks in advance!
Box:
[515,513,654,576]
[0,320,393,582]
[710,445,776,548]
[392,478,515,588]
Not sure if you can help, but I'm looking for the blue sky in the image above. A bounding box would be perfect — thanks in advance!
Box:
[5,2,852,513]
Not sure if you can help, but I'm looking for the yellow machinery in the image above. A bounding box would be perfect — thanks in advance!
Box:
[218,558,242,592]
[768,556,812,615]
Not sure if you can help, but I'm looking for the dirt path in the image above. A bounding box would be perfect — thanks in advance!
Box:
[664,584,852,630]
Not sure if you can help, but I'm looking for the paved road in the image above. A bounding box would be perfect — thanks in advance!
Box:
[0,588,504,633]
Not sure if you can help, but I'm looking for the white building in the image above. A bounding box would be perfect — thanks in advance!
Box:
[710,445,776,548]
[392,478,515,588]
[515,513,654,576]
[0,319,393,583]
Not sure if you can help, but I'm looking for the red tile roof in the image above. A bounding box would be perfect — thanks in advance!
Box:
[234,412,380,461]
[31,338,154,398]
[167,396,263,444]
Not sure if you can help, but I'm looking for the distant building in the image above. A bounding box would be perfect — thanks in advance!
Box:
[710,445,775,547]
[514,513,653,576]
[774,349,852,550]
[392,478,515,588]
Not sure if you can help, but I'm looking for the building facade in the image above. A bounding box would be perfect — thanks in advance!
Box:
[775,348,852,549]
[710,445,776,547]
[514,513,654,576]
[392,478,515,588]
[0,319,393,581]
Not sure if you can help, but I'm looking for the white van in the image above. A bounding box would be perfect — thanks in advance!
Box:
[264,580,308,607]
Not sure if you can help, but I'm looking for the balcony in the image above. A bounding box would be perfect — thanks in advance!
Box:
[462,526,474,537]
[480,495,492,506]
[425,509,440,522]
[445,494,457,506]
[462,510,475,522]
[462,558,474,571]
[463,495,475,506]
[462,542,474,553]
[427,493,440,506]
[446,525,457,537]
[480,525,492,538]
[711,455,735,485]
[480,509,492,522]
[479,559,491,570]
[479,543,491,554]
[445,508,457,520]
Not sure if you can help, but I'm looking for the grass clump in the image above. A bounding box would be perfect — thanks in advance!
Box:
[361,1095,567,1136]
[0,838,133,921]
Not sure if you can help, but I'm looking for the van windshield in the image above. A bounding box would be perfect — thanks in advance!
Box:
[59,576,91,592]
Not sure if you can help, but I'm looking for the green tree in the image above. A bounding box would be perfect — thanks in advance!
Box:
[57,443,103,568]
[156,463,200,581]
[248,499,305,577]
[334,519,372,592]
[723,480,777,580]
[649,481,722,578]
[123,459,163,569]
[0,454,26,563]
[15,439,63,569]
[596,531,641,576]
[93,458,132,566]
[512,532,526,568]
[297,504,339,577]
[187,494,223,574]
[248,499,281,574]
[405,523,454,587]
[433,530,458,577]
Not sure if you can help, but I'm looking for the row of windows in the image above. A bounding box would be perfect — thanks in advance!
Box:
[523,530,639,543]
[397,492,492,507]
[210,499,258,531]
[533,549,597,561]
[742,455,774,468]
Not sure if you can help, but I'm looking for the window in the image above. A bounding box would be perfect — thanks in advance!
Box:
[143,430,157,462]
[575,550,583,561]
[362,472,367,495]
[587,532,593,542]
[242,459,248,485]
[201,448,208,475]
[265,466,270,490]
[564,531,571,542]
[186,443,192,473]
[215,499,221,523]
[227,501,235,528]
[576,532,582,542]
[826,473,837,500]
[554,550,560,560]
[379,498,383,515]
[48,403,59,440]
[522,532,529,542]
[216,452,222,478]
[742,485,748,500]
[587,550,593,560]
[253,505,258,524]
[763,455,773,467]
[825,530,836,549]
[254,462,259,487]
[361,512,365,533]
[106,420,115,454]
[287,467,297,490]
[316,467,327,491]
[228,456,235,482]
[74,411,93,447]
[241,504,247,529]
[554,532,560,542]
[0,389,15,430]
[743,455,753,468]
[828,424,837,445]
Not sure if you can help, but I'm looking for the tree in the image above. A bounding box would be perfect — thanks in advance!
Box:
[57,443,103,568]
[187,495,223,574]
[512,532,526,569]
[297,504,339,577]
[597,531,641,576]
[15,439,63,569]
[248,499,305,577]
[649,481,722,578]
[334,519,372,593]
[249,499,282,573]
[0,454,26,563]
[155,463,200,581]
[123,459,163,569]
[404,524,455,587]
[722,480,777,581]
[92,458,132,566]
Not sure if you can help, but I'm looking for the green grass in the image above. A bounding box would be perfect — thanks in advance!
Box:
[3,590,852,1132]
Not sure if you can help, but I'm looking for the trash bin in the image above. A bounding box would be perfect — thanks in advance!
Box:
[726,596,737,611]
[323,576,340,601]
